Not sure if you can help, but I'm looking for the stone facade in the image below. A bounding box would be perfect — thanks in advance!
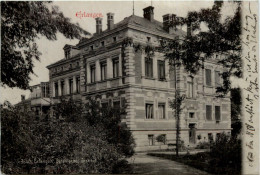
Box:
[46,6,231,151]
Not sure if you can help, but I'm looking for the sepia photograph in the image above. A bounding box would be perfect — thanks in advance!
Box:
[1,0,259,174]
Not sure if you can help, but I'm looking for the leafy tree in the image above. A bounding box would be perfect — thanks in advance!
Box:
[1,1,90,89]
[230,88,242,137]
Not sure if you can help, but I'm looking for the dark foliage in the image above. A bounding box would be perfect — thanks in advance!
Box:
[231,88,242,137]
[1,1,90,89]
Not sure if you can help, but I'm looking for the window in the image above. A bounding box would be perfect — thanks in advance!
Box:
[145,57,153,78]
[113,101,120,109]
[189,112,195,118]
[90,45,94,51]
[54,82,58,97]
[61,66,63,71]
[101,41,105,47]
[113,37,117,42]
[76,77,80,93]
[158,60,165,80]
[148,135,154,146]
[216,133,220,140]
[77,61,79,67]
[90,65,95,83]
[146,104,154,119]
[69,64,72,69]
[147,37,151,42]
[61,80,65,96]
[215,71,221,86]
[101,102,108,109]
[158,103,165,119]
[215,106,221,121]
[65,50,70,59]
[113,58,119,78]
[208,133,213,143]
[100,62,107,81]
[205,69,212,86]
[206,105,212,120]
[69,79,73,94]
[187,81,194,98]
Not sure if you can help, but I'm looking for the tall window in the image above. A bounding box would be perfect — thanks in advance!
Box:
[69,79,73,94]
[101,41,105,47]
[145,57,153,78]
[206,105,212,120]
[215,106,221,121]
[90,65,95,83]
[158,60,165,80]
[113,58,119,78]
[100,62,107,81]
[215,71,221,87]
[158,103,165,119]
[61,80,65,96]
[205,69,212,86]
[187,78,194,98]
[76,77,80,93]
[54,82,58,97]
[148,135,154,146]
[146,104,154,119]
[113,101,120,109]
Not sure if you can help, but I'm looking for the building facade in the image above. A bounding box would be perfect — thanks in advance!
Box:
[46,6,231,151]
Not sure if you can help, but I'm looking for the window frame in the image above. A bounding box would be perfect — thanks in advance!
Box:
[90,65,96,83]
[76,76,80,93]
[100,61,107,81]
[145,103,154,119]
[215,106,221,121]
[206,105,212,120]
[158,103,166,119]
[145,57,153,78]
[205,69,212,86]
[69,78,73,94]
[113,58,119,78]
[148,134,155,146]
[157,60,165,80]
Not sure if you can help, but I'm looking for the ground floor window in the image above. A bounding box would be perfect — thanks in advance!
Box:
[148,135,154,146]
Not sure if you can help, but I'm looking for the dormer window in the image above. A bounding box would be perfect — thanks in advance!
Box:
[113,37,117,42]
[101,41,105,47]
[65,50,70,59]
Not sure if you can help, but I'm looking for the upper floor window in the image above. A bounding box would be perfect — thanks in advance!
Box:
[90,65,96,83]
[148,135,155,145]
[145,57,153,78]
[158,60,165,80]
[158,103,165,119]
[189,112,195,118]
[113,58,119,78]
[69,64,72,69]
[61,80,65,96]
[90,45,94,51]
[113,101,120,109]
[215,106,221,121]
[77,61,80,67]
[205,69,212,86]
[206,105,212,120]
[100,62,107,81]
[76,76,80,93]
[146,103,154,119]
[113,37,117,42]
[54,82,58,97]
[101,41,105,47]
[147,37,151,42]
[187,77,194,98]
[215,71,221,87]
[69,79,73,94]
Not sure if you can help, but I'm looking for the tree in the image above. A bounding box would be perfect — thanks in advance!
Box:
[1,1,90,90]
[230,88,242,137]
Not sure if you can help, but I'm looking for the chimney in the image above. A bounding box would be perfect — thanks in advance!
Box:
[163,14,177,33]
[107,13,114,30]
[95,17,102,34]
[21,95,25,101]
[143,6,154,21]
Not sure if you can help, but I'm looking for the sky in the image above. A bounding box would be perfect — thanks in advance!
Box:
[1,1,238,105]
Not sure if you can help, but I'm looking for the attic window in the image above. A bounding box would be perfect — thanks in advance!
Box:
[90,45,94,51]
[101,41,105,47]
[113,37,117,42]
[147,37,151,42]
[65,50,70,59]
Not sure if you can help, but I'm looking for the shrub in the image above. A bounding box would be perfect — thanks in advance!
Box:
[195,141,211,149]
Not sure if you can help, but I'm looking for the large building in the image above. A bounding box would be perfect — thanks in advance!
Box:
[46,6,231,151]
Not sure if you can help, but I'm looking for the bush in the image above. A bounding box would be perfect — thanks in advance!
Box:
[209,132,241,175]
[195,141,211,149]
